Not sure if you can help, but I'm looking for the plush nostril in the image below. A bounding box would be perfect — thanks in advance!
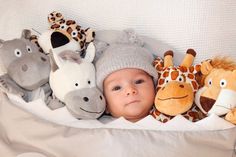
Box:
[22,64,28,72]
[100,95,103,100]
[179,84,184,88]
[162,87,165,90]
[200,96,216,112]
[83,97,89,102]
[41,56,47,62]
[51,32,69,48]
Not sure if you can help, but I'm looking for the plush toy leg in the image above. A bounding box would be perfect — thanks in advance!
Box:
[0,74,25,97]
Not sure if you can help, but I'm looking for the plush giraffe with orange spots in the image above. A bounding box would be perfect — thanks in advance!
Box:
[150,49,206,122]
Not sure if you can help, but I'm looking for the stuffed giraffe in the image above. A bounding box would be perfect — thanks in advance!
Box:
[150,49,206,123]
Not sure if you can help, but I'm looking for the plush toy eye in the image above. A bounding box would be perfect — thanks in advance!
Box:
[71,30,78,37]
[208,79,212,86]
[220,79,227,88]
[75,83,79,87]
[60,24,66,30]
[177,75,184,82]
[88,80,91,85]
[165,78,170,84]
[14,49,22,57]
[26,46,32,53]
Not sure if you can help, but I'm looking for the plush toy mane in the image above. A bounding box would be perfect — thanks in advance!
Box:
[200,57,236,84]
[210,57,236,71]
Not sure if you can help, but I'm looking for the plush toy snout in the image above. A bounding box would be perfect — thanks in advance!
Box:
[64,87,106,119]
[51,31,70,49]
[199,96,216,113]
[155,81,194,116]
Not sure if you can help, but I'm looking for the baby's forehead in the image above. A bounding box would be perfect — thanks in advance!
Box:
[104,68,150,84]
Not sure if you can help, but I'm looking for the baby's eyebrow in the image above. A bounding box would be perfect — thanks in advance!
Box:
[135,73,150,79]
[104,78,119,87]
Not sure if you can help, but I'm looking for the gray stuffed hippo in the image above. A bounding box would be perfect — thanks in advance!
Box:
[0,29,51,102]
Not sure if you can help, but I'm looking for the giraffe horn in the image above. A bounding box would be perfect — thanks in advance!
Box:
[180,49,196,67]
[164,50,174,67]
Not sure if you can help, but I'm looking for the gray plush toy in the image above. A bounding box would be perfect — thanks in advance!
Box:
[0,29,51,102]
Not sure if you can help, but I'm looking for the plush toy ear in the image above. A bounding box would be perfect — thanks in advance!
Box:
[82,42,96,63]
[49,50,59,72]
[59,50,82,64]
[153,56,164,71]
[201,59,213,75]
[21,29,32,40]
[85,28,95,43]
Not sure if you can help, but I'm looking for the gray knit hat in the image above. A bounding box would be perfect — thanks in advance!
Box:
[95,43,158,91]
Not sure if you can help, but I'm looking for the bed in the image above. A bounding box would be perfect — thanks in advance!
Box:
[0,0,236,157]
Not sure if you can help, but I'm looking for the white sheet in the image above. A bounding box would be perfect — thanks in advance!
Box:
[7,93,235,130]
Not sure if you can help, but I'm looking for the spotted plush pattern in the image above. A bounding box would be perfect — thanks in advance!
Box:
[153,57,201,94]
[29,35,44,53]
[150,105,205,123]
[48,11,95,52]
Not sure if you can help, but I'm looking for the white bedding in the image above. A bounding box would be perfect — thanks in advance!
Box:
[7,93,235,131]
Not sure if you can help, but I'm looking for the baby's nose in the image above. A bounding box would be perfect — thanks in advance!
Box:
[126,86,138,96]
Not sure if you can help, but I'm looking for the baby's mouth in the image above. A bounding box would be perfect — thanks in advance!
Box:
[126,100,140,105]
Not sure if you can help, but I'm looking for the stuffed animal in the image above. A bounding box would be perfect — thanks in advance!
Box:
[38,11,95,60]
[48,42,106,119]
[195,57,236,124]
[0,29,51,102]
[150,49,205,122]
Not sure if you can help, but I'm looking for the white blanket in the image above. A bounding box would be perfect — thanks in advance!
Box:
[7,93,235,130]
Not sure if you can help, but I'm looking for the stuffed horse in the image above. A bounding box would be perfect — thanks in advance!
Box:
[150,49,205,122]
[0,29,51,102]
[49,43,106,119]
[195,57,236,124]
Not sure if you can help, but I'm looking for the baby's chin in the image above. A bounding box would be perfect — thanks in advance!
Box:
[123,108,149,122]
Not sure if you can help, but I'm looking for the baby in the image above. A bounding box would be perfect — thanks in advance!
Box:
[96,44,158,122]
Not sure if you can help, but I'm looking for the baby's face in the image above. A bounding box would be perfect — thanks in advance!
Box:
[103,68,155,122]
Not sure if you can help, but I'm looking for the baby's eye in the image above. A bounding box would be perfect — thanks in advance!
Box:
[112,86,121,91]
[135,79,144,84]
